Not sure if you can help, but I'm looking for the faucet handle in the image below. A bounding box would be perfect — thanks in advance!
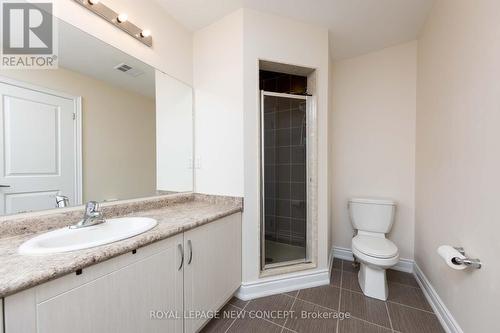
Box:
[85,201,100,215]
[71,201,105,229]
[55,195,69,208]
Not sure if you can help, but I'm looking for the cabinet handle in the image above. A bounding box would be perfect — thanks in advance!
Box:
[187,240,193,265]
[177,244,184,270]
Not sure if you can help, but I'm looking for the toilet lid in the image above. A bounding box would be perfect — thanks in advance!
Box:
[352,235,398,259]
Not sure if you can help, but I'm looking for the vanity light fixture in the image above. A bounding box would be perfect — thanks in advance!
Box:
[117,13,128,23]
[73,0,152,47]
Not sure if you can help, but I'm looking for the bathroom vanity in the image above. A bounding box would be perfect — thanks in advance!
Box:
[0,194,242,333]
[0,6,240,333]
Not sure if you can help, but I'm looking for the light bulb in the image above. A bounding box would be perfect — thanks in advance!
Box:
[117,13,128,23]
[140,29,151,38]
[88,0,99,4]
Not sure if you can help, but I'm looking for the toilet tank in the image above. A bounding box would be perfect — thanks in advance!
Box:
[348,198,396,233]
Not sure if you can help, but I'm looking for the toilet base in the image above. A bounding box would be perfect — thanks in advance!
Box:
[358,263,388,301]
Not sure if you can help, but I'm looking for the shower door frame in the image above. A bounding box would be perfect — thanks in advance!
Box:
[260,90,316,271]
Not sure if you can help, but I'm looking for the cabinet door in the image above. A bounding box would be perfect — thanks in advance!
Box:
[5,234,184,333]
[183,213,242,333]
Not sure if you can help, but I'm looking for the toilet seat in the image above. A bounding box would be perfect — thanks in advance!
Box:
[352,245,399,269]
[352,235,398,259]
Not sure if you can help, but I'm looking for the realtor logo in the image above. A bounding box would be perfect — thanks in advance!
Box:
[1,1,57,69]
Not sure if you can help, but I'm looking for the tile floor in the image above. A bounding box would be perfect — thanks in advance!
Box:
[201,259,445,333]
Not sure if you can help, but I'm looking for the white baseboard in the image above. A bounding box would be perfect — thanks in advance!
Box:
[332,246,354,262]
[235,269,330,301]
[331,246,414,273]
[333,246,460,332]
[413,263,463,333]
[328,246,335,271]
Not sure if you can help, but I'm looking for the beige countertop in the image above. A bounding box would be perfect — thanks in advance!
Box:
[0,193,242,298]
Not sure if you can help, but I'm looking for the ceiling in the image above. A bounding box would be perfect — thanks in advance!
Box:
[155,0,435,60]
[58,19,155,98]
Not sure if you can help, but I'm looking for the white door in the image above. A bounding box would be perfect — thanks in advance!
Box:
[0,79,80,215]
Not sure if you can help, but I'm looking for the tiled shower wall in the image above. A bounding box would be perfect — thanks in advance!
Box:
[261,70,307,248]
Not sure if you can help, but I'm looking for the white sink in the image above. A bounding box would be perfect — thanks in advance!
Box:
[19,217,158,255]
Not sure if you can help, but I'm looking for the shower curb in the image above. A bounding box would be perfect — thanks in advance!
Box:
[235,268,329,301]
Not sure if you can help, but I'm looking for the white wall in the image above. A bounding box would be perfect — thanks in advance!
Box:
[193,10,244,197]
[156,71,193,192]
[193,8,330,284]
[416,1,500,331]
[242,9,330,282]
[331,41,417,260]
[53,0,192,84]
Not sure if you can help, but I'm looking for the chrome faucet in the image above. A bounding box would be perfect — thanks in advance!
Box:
[70,201,105,229]
[55,195,70,208]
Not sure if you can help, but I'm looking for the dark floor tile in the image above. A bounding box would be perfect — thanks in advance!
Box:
[228,296,249,309]
[332,258,343,270]
[338,317,392,333]
[388,282,432,311]
[297,285,341,311]
[285,298,338,333]
[342,259,360,272]
[227,316,282,333]
[341,270,362,293]
[387,269,419,288]
[388,302,445,333]
[330,269,341,287]
[244,293,294,325]
[200,304,240,333]
[340,290,391,328]
[285,290,299,297]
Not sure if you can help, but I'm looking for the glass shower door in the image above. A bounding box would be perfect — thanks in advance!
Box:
[261,91,309,269]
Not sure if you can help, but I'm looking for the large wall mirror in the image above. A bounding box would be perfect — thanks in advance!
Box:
[0,18,193,216]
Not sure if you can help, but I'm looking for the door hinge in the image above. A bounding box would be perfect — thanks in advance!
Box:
[72,113,76,120]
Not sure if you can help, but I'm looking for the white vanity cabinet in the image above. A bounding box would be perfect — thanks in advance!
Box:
[5,234,184,333]
[3,213,241,333]
[183,213,242,333]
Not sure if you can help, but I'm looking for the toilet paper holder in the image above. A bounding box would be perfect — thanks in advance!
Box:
[452,247,482,269]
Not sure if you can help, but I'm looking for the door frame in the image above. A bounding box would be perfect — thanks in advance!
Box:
[260,90,315,271]
[0,75,83,206]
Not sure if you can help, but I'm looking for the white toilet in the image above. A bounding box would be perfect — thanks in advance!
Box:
[348,198,399,301]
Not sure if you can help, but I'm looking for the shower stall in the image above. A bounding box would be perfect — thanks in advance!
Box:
[260,90,314,269]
